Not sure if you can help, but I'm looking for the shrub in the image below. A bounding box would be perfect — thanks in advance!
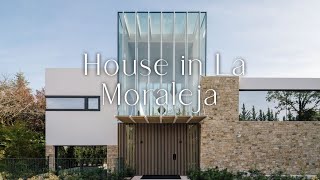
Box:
[58,168,108,180]
[187,167,234,180]
[187,168,312,180]
[58,167,134,180]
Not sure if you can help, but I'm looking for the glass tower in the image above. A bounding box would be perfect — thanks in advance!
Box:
[118,12,207,116]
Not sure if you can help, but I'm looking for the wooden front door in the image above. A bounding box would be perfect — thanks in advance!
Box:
[118,123,200,175]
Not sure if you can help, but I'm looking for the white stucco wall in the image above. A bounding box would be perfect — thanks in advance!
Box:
[45,68,118,145]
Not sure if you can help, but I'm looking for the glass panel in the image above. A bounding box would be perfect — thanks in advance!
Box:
[137,12,149,116]
[124,13,136,38]
[162,13,174,35]
[162,13,174,115]
[118,12,126,115]
[46,98,85,109]
[149,12,161,115]
[88,98,99,110]
[175,13,187,115]
[120,12,137,115]
[200,12,206,76]
[239,91,320,121]
[150,13,161,35]
[188,12,201,116]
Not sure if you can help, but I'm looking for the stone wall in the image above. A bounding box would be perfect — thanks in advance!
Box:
[200,76,320,174]
[45,145,56,171]
[107,145,118,171]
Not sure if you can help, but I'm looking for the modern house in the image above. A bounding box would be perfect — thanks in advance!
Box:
[45,12,320,176]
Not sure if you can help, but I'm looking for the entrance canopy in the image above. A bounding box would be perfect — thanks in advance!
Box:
[116,115,206,124]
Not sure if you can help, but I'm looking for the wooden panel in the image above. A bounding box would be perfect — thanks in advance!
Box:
[148,116,160,123]
[162,116,175,123]
[188,116,207,123]
[132,116,147,123]
[118,124,200,175]
[175,116,191,123]
[117,116,134,123]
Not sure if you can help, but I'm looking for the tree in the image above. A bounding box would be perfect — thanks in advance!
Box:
[30,88,46,132]
[274,111,279,121]
[315,110,320,121]
[271,110,274,120]
[0,73,45,132]
[262,112,267,121]
[251,106,257,121]
[266,91,320,121]
[258,109,264,121]
[266,108,272,121]
[0,122,44,158]
[0,73,45,159]
[287,110,295,121]
[239,103,251,120]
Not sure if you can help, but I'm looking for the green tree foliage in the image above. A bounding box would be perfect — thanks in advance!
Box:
[258,109,263,121]
[251,106,257,120]
[315,111,320,121]
[274,111,278,121]
[262,112,267,121]
[57,146,107,160]
[0,122,44,158]
[74,146,107,160]
[266,91,320,121]
[287,110,295,121]
[266,108,272,121]
[56,146,107,170]
[239,103,251,120]
[240,105,280,121]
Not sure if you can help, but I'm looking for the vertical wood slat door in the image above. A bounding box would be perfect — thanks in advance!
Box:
[119,123,200,175]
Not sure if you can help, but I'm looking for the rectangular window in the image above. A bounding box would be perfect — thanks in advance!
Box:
[88,98,99,110]
[46,96,100,111]
[239,90,320,121]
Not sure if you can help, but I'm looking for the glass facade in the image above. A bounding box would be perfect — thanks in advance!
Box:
[118,12,207,116]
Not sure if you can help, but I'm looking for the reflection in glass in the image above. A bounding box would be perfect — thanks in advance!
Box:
[239,91,320,121]
[88,98,99,110]
[46,98,85,109]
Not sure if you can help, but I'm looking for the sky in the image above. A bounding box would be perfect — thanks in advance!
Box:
[1,0,320,91]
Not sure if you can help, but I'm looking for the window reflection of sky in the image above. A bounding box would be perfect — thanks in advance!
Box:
[47,98,85,109]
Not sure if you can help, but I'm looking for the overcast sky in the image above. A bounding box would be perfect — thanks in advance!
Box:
[1,0,320,90]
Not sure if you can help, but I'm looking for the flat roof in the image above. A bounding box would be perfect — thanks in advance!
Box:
[239,77,320,90]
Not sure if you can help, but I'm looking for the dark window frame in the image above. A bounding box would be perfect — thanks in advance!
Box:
[46,95,100,111]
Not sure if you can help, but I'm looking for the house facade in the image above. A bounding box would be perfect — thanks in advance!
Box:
[45,11,320,175]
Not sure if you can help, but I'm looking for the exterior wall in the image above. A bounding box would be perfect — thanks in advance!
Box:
[45,145,56,171]
[200,76,320,174]
[107,145,118,171]
[45,68,118,145]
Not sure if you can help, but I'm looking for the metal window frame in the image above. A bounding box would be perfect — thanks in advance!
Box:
[46,95,100,111]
